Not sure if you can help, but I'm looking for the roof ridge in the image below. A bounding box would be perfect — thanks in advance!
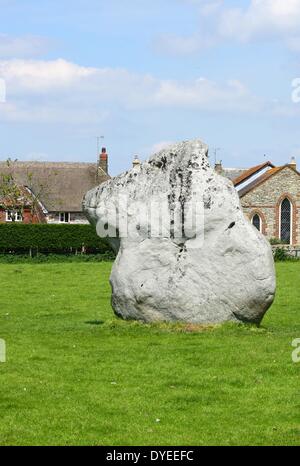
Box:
[0,160,97,165]
[233,161,275,186]
[238,165,294,197]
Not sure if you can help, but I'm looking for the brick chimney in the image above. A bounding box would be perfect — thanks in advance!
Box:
[288,156,297,170]
[98,147,108,174]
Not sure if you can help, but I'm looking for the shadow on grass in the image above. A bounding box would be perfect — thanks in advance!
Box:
[84,320,105,325]
[84,317,267,335]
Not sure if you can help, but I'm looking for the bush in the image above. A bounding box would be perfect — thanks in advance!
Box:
[0,252,115,263]
[273,247,288,261]
[0,223,113,255]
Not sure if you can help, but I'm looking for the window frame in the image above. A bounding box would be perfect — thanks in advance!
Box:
[279,198,293,245]
[5,210,23,222]
[59,212,71,223]
[252,213,262,232]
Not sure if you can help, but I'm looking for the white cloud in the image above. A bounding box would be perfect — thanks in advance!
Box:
[0,77,5,102]
[0,58,96,93]
[0,57,287,124]
[153,77,259,112]
[0,34,49,58]
[218,0,300,42]
[158,0,300,55]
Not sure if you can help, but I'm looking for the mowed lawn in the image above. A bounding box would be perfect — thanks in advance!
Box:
[0,261,299,446]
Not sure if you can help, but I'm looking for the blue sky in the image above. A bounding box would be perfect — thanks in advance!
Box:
[1,0,300,175]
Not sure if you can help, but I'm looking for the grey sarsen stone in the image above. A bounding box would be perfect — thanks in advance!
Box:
[83,139,276,324]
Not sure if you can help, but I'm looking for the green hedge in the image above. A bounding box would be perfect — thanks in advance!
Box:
[0,223,112,254]
[0,253,115,263]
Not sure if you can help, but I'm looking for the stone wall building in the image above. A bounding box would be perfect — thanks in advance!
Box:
[220,157,300,245]
[0,148,110,224]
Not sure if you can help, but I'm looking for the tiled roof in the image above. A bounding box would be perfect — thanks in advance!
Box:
[238,165,298,197]
[232,161,275,187]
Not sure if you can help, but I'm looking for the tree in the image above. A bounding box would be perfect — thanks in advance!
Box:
[0,159,26,222]
[0,158,57,223]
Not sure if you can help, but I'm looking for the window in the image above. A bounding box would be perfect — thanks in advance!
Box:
[16,211,22,222]
[252,214,261,232]
[280,198,292,244]
[59,212,70,223]
[5,210,22,222]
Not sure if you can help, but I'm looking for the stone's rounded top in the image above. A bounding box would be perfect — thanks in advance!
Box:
[149,139,208,160]
[148,139,210,173]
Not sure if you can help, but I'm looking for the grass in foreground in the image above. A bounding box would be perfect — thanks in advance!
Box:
[0,261,299,446]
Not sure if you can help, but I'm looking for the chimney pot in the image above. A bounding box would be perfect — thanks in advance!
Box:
[100,147,107,160]
[132,155,141,168]
[289,156,297,169]
[98,147,108,174]
[214,160,223,174]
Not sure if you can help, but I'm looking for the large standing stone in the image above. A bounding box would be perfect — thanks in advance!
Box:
[83,139,276,324]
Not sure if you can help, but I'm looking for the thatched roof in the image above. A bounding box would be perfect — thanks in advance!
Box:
[223,168,247,181]
[0,161,109,212]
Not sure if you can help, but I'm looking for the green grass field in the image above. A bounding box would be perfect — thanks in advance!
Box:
[0,261,299,446]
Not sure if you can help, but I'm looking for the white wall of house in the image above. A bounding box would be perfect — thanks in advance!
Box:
[46,212,89,224]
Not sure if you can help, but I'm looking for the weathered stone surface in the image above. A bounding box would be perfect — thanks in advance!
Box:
[83,139,276,324]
